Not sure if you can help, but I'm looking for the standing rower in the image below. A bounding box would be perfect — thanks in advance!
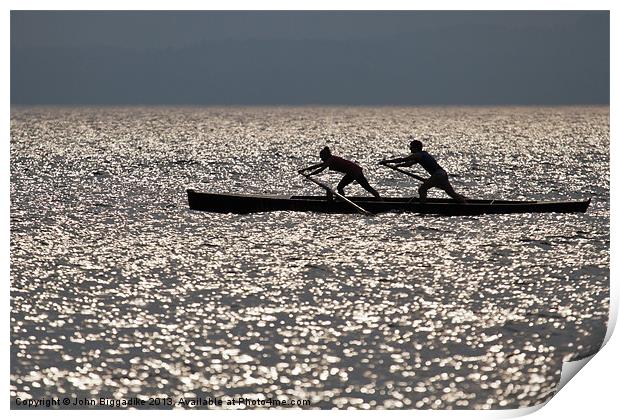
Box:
[299,146,382,198]
[381,139,466,203]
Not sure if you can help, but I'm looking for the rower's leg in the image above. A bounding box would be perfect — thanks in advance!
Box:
[337,175,354,195]
[418,186,430,203]
[440,179,467,203]
[418,179,432,203]
[356,174,382,199]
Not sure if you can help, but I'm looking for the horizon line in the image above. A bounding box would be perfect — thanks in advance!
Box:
[10,103,611,107]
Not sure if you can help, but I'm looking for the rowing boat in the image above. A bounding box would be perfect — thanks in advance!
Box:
[186,189,591,216]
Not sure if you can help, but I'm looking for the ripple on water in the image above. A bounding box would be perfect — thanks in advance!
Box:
[11,106,609,408]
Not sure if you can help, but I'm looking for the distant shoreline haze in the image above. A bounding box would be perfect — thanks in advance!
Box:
[11,11,610,105]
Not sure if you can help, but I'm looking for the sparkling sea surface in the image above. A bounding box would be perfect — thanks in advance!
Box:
[10,106,609,409]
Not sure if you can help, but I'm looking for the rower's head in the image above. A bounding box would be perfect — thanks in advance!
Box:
[319,146,332,162]
[410,139,423,153]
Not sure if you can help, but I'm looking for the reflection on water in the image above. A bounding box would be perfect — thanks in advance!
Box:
[10,106,609,408]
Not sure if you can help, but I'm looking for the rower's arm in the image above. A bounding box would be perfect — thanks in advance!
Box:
[381,155,416,167]
[298,162,324,174]
[395,160,415,168]
[308,162,328,176]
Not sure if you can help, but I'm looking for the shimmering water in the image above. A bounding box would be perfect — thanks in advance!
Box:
[10,106,609,409]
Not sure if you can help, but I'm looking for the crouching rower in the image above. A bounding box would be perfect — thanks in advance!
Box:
[299,146,382,199]
[380,139,466,203]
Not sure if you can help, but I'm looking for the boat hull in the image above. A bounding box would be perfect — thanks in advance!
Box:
[187,190,591,216]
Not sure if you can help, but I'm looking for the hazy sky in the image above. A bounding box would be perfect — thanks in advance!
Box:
[10,11,610,105]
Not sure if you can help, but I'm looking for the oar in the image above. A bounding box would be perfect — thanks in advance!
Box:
[299,172,374,216]
[379,162,426,182]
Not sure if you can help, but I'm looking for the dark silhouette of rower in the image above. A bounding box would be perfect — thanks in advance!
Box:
[299,146,382,198]
[381,139,466,203]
